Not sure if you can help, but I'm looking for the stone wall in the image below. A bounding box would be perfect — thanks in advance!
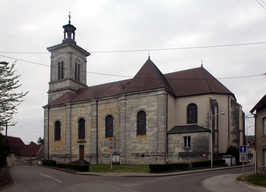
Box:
[168,132,210,163]
[44,89,168,165]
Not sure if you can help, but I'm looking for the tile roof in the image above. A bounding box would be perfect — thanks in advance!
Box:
[47,58,234,106]
[123,58,174,94]
[6,136,42,156]
[19,145,42,156]
[168,125,211,134]
[6,136,25,154]
[164,67,232,97]
[250,94,266,113]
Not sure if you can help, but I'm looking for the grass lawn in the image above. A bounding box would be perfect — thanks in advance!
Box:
[89,164,226,173]
[89,164,150,173]
[237,174,266,188]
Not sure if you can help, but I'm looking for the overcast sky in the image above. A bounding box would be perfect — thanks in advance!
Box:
[0,0,265,144]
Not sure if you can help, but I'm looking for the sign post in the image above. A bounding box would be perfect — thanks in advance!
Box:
[239,145,247,180]
[101,139,115,170]
[101,138,125,170]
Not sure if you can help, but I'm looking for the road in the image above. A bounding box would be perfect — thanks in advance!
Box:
[1,165,254,192]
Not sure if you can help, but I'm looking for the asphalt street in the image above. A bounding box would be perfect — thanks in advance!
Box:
[1,165,255,192]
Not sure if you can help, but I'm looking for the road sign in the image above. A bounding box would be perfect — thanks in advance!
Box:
[101,143,114,147]
[101,141,115,144]
[240,145,247,153]
[104,149,124,153]
[239,152,247,162]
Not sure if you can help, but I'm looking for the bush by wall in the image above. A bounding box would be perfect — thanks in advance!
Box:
[150,160,225,173]
[57,163,89,172]
[213,159,225,165]
[149,163,189,173]
[42,159,56,167]
[191,159,225,168]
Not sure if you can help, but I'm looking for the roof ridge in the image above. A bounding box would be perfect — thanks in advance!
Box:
[91,87,94,98]
[150,61,164,87]
[117,82,123,92]
[201,66,212,92]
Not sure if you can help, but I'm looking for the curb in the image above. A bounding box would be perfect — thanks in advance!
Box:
[42,163,254,177]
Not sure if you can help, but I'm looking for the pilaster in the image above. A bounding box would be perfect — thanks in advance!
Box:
[119,95,126,164]
[91,99,98,164]
[157,90,167,163]
[43,107,49,159]
[65,103,72,162]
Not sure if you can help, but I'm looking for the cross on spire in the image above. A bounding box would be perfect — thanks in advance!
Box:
[68,11,71,24]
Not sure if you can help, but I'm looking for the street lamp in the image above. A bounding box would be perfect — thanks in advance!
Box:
[210,111,225,168]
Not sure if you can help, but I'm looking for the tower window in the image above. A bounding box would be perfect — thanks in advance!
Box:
[58,61,64,80]
[78,118,85,139]
[105,115,113,137]
[187,103,197,124]
[75,63,80,81]
[137,111,146,135]
[55,121,61,141]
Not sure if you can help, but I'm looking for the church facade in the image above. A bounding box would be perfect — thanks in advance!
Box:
[43,21,245,164]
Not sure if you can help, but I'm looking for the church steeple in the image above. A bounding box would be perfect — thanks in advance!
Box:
[47,15,90,103]
[62,12,76,45]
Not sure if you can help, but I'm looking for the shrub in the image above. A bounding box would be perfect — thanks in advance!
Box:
[226,145,240,165]
[42,159,56,167]
[213,159,225,165]
[149,163,189,173]
[191,160,210,168]
[56,163,89,172]
[191,159,225,168]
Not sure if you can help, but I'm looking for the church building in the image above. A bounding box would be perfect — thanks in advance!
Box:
[43,20,245,165]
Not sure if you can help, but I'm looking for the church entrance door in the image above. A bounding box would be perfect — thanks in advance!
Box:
[79,145,84,160]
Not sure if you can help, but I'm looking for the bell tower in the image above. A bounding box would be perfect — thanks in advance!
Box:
[47,15,90,103]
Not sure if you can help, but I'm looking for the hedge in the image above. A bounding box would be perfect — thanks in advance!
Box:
[149,163,189,173]
[57,163,89,172]
[191,159,225,168]
[42,159,57,167]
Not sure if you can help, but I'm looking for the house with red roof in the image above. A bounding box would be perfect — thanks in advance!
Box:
[43,20,245,164]
[6,136,43,166]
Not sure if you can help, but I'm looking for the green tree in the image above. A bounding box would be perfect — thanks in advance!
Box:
[0,62,28,128]
[226,145,240,165]
[37,137,44,145]
[30,141,37,145]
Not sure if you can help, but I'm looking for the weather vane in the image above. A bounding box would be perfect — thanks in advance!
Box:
[68,11,71,24]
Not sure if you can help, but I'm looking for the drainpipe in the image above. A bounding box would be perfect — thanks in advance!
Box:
[166,94,168,163]
[251,112,257,174]
[216,104,219,154]
[48,105,50,160]
[228,96,231,148]
[96,100,98,165]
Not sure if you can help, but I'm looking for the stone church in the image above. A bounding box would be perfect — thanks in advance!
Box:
[43,20,245,164]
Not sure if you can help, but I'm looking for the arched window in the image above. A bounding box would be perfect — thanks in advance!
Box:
[58,61,64,80]
[137,111,146,135]
[78,118,85,139]
[187,103,197,124]
[75,63,80,81]
[54,121,61,141]
[105,115,113,137]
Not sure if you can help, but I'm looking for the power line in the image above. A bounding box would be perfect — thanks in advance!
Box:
[1,41,266,54]
[1,54,265,80]
[261,0,266,5]
[256,0,266,9]
[91,41,266,53]
[0,54,49,67]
